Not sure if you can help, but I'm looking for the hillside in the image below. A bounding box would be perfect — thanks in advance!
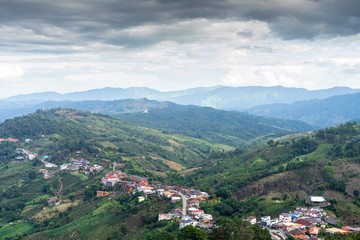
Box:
[0,109,273,240]
[184,122,360,226]
[0,109,230,170]
[0,111,359,239]
[118,102,313,146]
[0,99,313,146]
[247,92,360,127]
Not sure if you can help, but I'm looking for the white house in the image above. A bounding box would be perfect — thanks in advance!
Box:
[45,162,58,168]
[279,213,292,222]
[247,216,257,224]
[171,196,182,203]
[310,196,326,203]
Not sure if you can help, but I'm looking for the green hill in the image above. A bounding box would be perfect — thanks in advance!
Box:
[0,108,229,169]
[0,109,233,239]
[0,99,313,146]
[0,110,359,239]
[184,122,360,225]
[118,101,313,146]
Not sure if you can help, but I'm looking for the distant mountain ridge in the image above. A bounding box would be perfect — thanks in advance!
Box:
[247,92,360,127]
[3,85,359,110]
[118,101,313,146]
[0,98,313,146]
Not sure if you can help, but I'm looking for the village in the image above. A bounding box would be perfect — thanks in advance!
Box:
[8,142,214,230]
[244,196,360,239]
[99,167,214,230]
[4,138,360,237]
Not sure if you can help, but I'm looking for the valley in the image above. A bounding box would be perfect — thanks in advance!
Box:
[0,109,359,239]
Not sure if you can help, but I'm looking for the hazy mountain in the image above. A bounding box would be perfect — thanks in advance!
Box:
[0,98,169,122]
[3,85,359,110]
[0,98,313,146]
[118,102,314,146]
[247,92,360,127]
[170,86,360,110]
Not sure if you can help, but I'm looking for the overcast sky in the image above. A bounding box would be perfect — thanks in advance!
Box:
[0,0,359,97]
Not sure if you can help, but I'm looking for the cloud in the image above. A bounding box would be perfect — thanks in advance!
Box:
[0,0,359,97]
[0,64,24,79]
[0,0,358,52]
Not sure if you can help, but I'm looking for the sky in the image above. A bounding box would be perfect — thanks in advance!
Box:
[0,0,360,98]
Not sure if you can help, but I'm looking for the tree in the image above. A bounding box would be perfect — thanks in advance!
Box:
[144,231,176,240]
[353,189,360,198]
[119,223,128,235]
[28,171,37,180]
[210,218,271,240]
[42,184,51,194]
[177,225,208,240]
[214,202,234,216]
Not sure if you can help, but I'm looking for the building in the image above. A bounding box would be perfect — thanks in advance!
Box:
[279,213,292,222]
[325,228,347,235]
[309,226,321,236]
[171,196,182,203]
[309,196,326,204]
[48,199,61,206]
[96,191,110,197]
[289,228,306,239]
[180,218,195,228]
[247,216,257,224]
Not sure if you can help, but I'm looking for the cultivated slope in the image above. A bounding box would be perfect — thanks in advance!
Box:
[186,123,360,225]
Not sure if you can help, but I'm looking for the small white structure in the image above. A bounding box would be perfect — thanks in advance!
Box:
[92,164,103,172]
[171,196,182,203]
[279,213,292,222]
[202,214,213,221]
[310,196,326,203]
[261,216,271,222]
[60,164,70,170]
[45,162,58,168]
[247,216,257,224]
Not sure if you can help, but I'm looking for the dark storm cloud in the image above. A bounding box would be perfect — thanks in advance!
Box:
[0,0,359,49]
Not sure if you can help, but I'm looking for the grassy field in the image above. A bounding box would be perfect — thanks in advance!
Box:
[0,221,34,240]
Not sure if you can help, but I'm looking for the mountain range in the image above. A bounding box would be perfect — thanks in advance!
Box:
[3,85,359,110]
[247,92,360,127]
[0,99,313,146]
[1,85,360,130]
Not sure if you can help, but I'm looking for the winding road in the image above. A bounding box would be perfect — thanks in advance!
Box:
[57,177,63,196]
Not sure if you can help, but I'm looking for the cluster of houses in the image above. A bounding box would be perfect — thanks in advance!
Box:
[15,148,38,161]
[245,196,360,239]
[157,186,214,229]
[101,170,127,187]
[60,157,103,174]
[99,168,214,230]
[37,156,104,179]
[100,169,150,196]
[9,147,38,164]
[0,137,19,142]
[39,168,56,179]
